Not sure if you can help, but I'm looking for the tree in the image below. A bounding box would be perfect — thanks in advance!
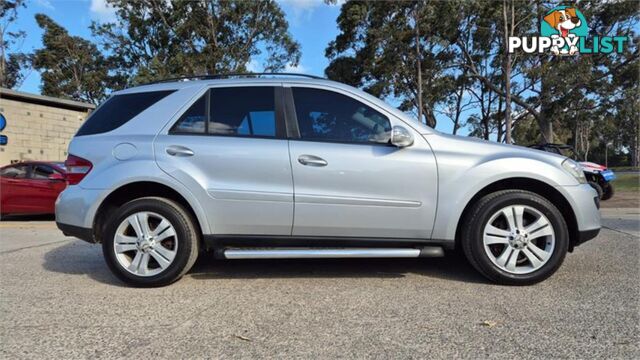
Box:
[515,0,639,144]
[0,0,26,88]
[457,0,538,143]
[325,1,460,127]
[327,0,637,168]
[91,0,301,85]
[31,14,116,104]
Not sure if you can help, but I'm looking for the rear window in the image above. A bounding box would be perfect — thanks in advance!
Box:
[76,90,174,136]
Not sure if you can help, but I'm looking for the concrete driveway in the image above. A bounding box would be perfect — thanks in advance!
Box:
[0,208,638,359]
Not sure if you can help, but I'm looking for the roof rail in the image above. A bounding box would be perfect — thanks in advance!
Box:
[143,72,325,85]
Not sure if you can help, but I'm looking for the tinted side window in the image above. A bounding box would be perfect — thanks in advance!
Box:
[0,165,29,179]
[209,87,276,137]
[292,88,391,144]
[171,95,207,134]
[76,90,174,136]
[32,165,60,180]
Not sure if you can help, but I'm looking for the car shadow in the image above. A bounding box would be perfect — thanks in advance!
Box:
[187,251,489,284]
[43,241,489,286]
[42,241,124,286]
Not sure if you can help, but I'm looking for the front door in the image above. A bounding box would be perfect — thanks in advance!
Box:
[287,86,438,239]
[155,85,294,235]
[29,164,67,213]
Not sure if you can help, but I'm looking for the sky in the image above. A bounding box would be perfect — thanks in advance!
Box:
[8,0,461,134]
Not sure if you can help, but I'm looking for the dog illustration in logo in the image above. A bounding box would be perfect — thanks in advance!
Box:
[544,7,581,55]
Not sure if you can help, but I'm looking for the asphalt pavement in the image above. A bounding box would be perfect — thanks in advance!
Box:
[0,208,638,359]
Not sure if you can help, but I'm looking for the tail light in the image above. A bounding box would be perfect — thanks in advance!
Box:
[64,154,93,185]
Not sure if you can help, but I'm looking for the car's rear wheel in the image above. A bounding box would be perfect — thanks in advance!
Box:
[102,197,199,287]
[462,190,569,285]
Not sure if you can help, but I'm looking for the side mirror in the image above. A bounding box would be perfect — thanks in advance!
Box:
[390,125,414,148]
[48,173,65,181]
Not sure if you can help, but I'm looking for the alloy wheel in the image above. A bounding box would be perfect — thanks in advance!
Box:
[482,205,555,275]
[113,211,178,277]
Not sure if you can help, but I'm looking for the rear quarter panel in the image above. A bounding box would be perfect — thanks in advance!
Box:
[63,84,212,233]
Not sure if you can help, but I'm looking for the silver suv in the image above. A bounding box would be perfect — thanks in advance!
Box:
[55,74,601,287]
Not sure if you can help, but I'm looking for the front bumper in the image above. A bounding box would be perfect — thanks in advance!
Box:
[559,184,601,231]
[575,228,600,247]
[557,183,602,250]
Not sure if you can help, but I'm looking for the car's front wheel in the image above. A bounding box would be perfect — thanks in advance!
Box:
[102,197,199,287]
[601,183,614,201]
[462,190,569,285]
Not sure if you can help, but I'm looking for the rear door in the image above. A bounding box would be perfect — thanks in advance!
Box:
[154,84,294,235]
[30,165,67,213]
[286,86,438,239]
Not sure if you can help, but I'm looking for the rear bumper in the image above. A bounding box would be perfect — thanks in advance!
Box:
[55,186,104,229]
[57,222,95,243]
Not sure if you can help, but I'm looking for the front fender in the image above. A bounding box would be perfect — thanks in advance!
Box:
[431,156,576,241]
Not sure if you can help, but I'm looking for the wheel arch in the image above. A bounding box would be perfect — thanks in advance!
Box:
[92,181,207,245]
[454,177,580,252]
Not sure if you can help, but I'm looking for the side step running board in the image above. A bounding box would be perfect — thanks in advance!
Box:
[223,247,444,259]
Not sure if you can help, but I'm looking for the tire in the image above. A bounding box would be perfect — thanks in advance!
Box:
[601,183,614,201]
[102,197,199,287]
[461,190,569,285]
[588,181,603,199]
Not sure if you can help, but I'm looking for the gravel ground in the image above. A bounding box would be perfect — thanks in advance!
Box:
[0,208,638,359]
[600,191,639,209]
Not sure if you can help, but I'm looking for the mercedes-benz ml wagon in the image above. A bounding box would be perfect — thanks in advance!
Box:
[55,74,601,287]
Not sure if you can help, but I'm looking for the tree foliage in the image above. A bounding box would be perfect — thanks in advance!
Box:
[31,14,116,104]
[0,0,27,88]
[5,0,639,165]
[326,1,460,127]
[91,0,301,85]
[327,0,639,165]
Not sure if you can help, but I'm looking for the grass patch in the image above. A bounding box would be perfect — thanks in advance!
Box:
[614,172,639,192]
[610,166,640,172]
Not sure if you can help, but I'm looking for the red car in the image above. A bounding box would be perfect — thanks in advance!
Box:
[0,161,67,216]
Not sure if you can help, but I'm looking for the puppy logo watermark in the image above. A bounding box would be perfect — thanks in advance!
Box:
[541,6,587,55]
[508,6,628,55]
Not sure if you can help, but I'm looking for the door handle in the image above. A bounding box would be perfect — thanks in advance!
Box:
[166,145,194,157]
[298,155,328,167]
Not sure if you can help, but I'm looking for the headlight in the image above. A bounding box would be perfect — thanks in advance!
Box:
[562,159,587,184]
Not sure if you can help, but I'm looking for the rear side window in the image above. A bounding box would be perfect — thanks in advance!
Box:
[76,90,174,136]
[210,87,276,137]
[172,95,207,133]
[171,87,280,138]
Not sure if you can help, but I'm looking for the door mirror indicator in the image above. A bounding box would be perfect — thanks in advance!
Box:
[390,126,414,148]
